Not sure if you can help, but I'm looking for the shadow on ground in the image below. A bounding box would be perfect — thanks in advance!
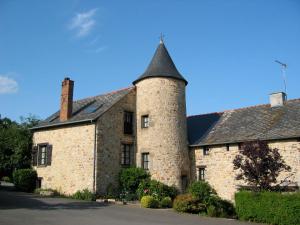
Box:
[0,185,108,211]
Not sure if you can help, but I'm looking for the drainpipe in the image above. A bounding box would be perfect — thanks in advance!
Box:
[92,120,97,193]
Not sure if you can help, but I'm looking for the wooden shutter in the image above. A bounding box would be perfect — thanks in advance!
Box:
[47,145,52,166]
[38,146,42,165]
[32,146,38,166]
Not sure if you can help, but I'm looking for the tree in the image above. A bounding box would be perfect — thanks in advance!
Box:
[233,140,291,191]
[0,115,40,178]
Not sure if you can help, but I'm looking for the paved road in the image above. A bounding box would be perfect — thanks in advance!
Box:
[0,187,261,225]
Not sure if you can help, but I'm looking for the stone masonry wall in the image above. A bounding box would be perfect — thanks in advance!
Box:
[33,124,95,195]
[136,78,190,191]
[96,89,136,195]
[190,139,300,201]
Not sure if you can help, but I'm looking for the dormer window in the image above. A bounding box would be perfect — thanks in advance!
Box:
[141,115,149,128]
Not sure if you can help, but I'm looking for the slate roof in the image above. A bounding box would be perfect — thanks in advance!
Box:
[187,98,300,146]
[133,42,188,85]
[33,87,134,130]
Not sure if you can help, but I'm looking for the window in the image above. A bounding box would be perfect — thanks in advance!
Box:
[203,146,210,155]
[198,167,205,181]
[238,143,242,150]
[124,111,134,134]
[40,145,47,165]
[33,144,52,167]
[226,144,230,151]
[121,144,133,166]
[142,153,149,170]
[141,115,149,128]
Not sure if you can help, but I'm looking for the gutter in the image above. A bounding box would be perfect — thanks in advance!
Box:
[189,135,300,148]
[30,119,95,130]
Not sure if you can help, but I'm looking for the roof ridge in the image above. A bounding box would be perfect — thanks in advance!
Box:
[74,86,135,103]
[187,112,223,118]
[187,97,300,118]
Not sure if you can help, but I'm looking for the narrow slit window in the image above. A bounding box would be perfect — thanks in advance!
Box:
[141,115,149,128]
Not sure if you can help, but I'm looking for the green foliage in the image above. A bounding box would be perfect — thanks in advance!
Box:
[137,179,178,200]
[13,168,37,192]
[0,115,40,178]
[187,181,215,202]
[1,176,11,182]
[141,195,159,208]
[206,195,235,218]
[235,191,300,225]
[105,183,119,198]
[71,189,96,201]
[173,193,206,214]
[161,196,172,208]
[119,167,150,199]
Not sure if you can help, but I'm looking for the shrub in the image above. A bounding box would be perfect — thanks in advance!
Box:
[173,194,206,214]
[141,195,159,208]
[13,169,37,192]
[119,167,150,198]
[207,195,235,218]
[1,176,11,182]
[187,181,215,203]
[72,189,96,201]
[235,191,300,225]
[137,179,178,200]
[105,183,119,198]
[161,196,172,208]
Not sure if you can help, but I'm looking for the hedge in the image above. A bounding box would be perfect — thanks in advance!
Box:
[13,169,37,192]
[141,195,159,208]
[235,191,300,225]
[137,179,178,200]
[173,193,206,214]
[119,167,150,199]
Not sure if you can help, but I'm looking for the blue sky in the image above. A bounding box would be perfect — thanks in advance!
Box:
[0,0,300,121]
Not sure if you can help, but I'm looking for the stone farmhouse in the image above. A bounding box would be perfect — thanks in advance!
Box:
[32,41,300,200]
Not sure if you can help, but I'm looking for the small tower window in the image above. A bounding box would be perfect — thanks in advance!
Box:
[141,115,149,128]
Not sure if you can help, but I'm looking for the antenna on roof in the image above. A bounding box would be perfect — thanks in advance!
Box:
[275,60,287,94]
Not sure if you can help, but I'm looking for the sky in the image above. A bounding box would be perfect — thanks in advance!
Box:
[0,0,300,121]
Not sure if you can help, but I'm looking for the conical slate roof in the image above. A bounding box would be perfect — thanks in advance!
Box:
[133,41,188,85]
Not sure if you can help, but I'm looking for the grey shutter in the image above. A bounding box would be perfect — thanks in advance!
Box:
[47,145,52,166]
[32,146,38,166]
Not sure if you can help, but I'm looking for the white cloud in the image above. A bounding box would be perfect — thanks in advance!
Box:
[69,8,98,37]
[86,46,107,54]
[0,76,18,94]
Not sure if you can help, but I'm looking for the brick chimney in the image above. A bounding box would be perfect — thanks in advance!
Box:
[60,77,74,121]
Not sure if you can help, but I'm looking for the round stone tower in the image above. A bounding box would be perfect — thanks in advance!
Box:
[133,40,190,191]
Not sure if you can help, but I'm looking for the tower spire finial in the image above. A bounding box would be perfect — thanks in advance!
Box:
[160,33,164,44]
